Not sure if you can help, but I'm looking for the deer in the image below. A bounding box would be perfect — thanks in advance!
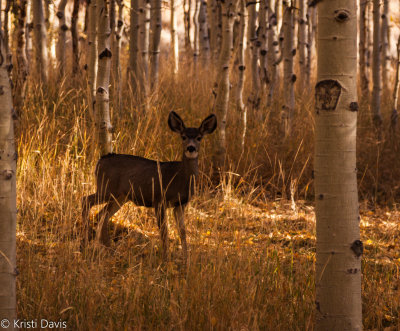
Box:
[82,111,217,261]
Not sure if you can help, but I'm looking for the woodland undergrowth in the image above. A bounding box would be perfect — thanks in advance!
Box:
[15,59,400,330]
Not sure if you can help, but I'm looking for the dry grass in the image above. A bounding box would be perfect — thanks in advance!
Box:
[15,60,400,330]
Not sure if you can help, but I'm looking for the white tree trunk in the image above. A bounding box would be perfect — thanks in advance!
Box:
[139,0,150,102]
[130,0,140,90]
[87,0,98,118]
[14,0,28,115]
[96,0,113,155]
[0,34,17,331]
[298,0,307,90]
[214,0,237,169]
[170,0,179,74]
[259,0,268,92]
[112,0,124,111]
[371,0,382,129]
[199,0,210,63]
[236,0,247,152]
[56,0,68,76]
[380,0,389,86]
[193,0,200,69]
[150,0,162,91]
[391,35,400,131]
[267,0,279,106]
[71,0,80,74]
[281,1,295,138]
[32,0,48,84]
[359,0,369,95]
[25,0,33,71]
[247,2,260,109]
[315,1,361,329]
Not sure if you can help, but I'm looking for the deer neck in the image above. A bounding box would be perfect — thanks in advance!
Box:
[181,154,199,179]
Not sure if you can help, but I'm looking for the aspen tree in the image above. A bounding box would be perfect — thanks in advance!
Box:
[87,0,98,118]
[267,0,279,106]
[170,0,179,74]
[214,0,238,169]
[372,0,382,129]
[3,0,12,68]
[199,0,210,62]
[359,0,369,96]
[298,0,307,90]
[315,1,361,329]
[391,36,400,132]
[139,0,150,101]
[13,0,28,114]
[193,0,200,69]
[129,0,139,90]
[150,0,162,90]
[56,0,68,76]
[32,0,48,84]
[236,0,247,151]
[381,0,389,85]
[208,0,218,60]
[258,0,268,92]
[71,0,80,75]
[112,0,124,110]
[0,34,17,331]
[184,0,192,52]
[247,1,260,109]
[306,5,316,86]
[96,0,113,155]
[281,1,295,138]
[25,0,33,70]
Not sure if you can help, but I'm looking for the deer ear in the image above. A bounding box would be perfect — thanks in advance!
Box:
[168,111,186,133]
[199,114,217,135]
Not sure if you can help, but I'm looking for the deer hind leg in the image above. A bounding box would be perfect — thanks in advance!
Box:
[81,193,99,244]
[97,198,123,247]
[173,204,188,262]
[155,204,168,261]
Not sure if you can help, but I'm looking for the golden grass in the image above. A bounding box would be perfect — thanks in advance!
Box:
[15,60,400,330]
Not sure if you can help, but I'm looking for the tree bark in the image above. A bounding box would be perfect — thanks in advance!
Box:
[193,0,200,69]
[150,0,162,91]
[258,0,268,92]
[281,1,295,138]
[129,0,140,90]
[267,0,279,106]
[112,0,124,111]
[298,0,307,90]
[315,1,361,329]
[371,0,382,129]
[236,0,247,152]
[56,0,68,77]
[3,0,13,68]
[199,0,210,63]
[214,0,238,169]
[184,0,192,53]
[0,33,17,331]
[87,0,98,118]
[25,0,33,71]
[13,0,28,115]
[380,0,389,86]
[32,0,48,84]
[71,0,80,75]
[96,0,113,155]
[247,1,260,109]
[170,0,179,74]
[391,35,400,132]
[359,0,369,96]
[139,0,150,103]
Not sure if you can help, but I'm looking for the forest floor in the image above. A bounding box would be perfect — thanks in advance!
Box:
[17,193,400,330]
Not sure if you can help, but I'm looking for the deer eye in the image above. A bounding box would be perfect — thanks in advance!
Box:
[196,136,202,141]
[182,135,187,141]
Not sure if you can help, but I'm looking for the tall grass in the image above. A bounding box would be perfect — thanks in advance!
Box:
[15,58,399,330]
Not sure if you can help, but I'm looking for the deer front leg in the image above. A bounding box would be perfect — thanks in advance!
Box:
[81,193,97,245]
[155,204,169,261]
[173,204,188,262]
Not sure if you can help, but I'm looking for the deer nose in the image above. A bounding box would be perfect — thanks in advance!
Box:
[187,146,196,153]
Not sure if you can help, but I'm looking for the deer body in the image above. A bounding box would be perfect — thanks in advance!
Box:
[82,112,217,261]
